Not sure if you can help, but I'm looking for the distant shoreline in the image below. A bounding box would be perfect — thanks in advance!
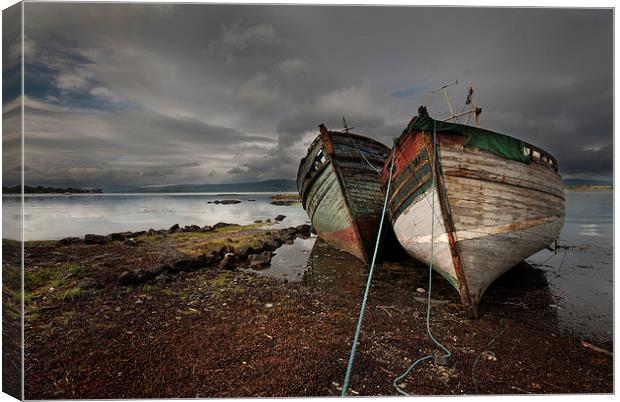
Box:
[565,186,613,192]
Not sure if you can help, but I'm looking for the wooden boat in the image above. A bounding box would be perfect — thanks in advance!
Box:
[382,107,565,316]
[297,125,391,263]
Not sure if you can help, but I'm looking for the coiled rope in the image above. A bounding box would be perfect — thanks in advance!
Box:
[393,119,452,396]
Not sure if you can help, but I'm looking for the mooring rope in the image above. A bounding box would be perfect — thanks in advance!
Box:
[392,119,452,396]
[340,150,396,397]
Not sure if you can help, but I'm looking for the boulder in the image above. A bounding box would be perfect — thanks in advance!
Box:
[57,237,81,246]
[295,224,312,236]
[167,224,180,234]
[200,225,213,232]
[212,199,241,205]
[117,271,138,285]
[84,234,107,245]
[219,253,236,270]
[248,251,272,269]
[213,222,238,229]
[275,215,286,221]
[235,246,255,259]
[183,225,201,232]
[123,238,141,246]
[145,228,158,236]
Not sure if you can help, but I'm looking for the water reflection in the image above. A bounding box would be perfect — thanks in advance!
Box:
[6,193,309,241]
[302,238,367,297]
[527,191,612,343]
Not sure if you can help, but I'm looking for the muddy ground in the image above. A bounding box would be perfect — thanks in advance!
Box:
[12,221,613,398]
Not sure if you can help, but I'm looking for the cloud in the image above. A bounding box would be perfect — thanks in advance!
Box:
[55,69,92,91]
[209,23,278,60]
[14,4,613,187]
[227,166,248,174]
[237,73,288,112]
[391,84,425,98]
[277,58,307,77]
[89,86,123,103]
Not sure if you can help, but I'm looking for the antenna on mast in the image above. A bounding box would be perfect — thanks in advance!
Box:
[432,80,482,127]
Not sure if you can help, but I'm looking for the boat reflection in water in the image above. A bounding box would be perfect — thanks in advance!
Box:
[302,238,367,297]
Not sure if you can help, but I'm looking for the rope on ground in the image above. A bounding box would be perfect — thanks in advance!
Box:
[392,119,452,396]
[340,151,396,397]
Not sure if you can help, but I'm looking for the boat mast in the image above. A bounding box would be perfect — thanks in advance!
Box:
[432,81,482,127]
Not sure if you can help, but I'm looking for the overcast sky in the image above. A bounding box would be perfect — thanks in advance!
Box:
[3,4,613,187]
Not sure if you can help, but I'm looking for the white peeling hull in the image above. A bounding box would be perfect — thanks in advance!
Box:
[393,143,565,314]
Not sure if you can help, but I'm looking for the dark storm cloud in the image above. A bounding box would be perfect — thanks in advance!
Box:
[18,4,613,187]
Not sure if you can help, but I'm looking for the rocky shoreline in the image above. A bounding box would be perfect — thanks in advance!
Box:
[14,220,613,398]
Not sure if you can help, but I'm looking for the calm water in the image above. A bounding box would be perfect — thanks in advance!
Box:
[3,190,613,342]
[3,193,309,241]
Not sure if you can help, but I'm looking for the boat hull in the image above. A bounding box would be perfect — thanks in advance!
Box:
[297,127,391,262]
[385,125,565,316]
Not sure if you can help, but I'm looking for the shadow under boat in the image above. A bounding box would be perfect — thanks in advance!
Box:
[301,237,555,319]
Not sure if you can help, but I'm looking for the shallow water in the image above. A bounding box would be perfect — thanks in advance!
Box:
[4,190,613,342]
[527,191,613,343]
[3,193,309,241]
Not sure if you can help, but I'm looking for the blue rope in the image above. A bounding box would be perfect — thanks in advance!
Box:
[393,119,452,396]
[340,152,396,397]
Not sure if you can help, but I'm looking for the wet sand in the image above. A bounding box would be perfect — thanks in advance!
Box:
[14,222,613,398]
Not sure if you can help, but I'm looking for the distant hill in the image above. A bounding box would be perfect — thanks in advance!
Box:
[104,179,297,193]
[563,179,613,188]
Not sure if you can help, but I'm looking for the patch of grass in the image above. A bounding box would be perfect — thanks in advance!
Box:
[210,272,234,289]
[160,287,189,300]
[25,240,57,249]
[58,287,83,300]
[24,263,86,292]
[142,284,158,293]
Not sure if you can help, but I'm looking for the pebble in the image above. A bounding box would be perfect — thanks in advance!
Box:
[265,303,273,308]
[114,307,121,312]
[416,288,426,293]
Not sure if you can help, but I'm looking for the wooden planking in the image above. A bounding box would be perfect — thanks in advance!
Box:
[305,162,351,234]
[392,185,459,288]
[438,142,565,306]
[385,128,566,313]
[457,220,564,305]
[440,145,565,199]
[297,128,391,262]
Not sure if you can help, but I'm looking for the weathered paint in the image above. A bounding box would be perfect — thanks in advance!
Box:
[383,129,565,316]
[297,126,391,262]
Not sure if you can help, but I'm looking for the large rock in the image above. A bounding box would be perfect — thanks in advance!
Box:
[183,225,201,232]
[211,199,241,205]
[219,253,236,270]
[213,222,238,229]
[235,246,255,259]
[117,271,139,285]
[57,237,81,246]
[261,238,283,252]
[295,224,311,235]
[275,215,286,221]
[167,224,180,234]
[108,231,133,241]
[84,234,107,245]
[248,251,273,269]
